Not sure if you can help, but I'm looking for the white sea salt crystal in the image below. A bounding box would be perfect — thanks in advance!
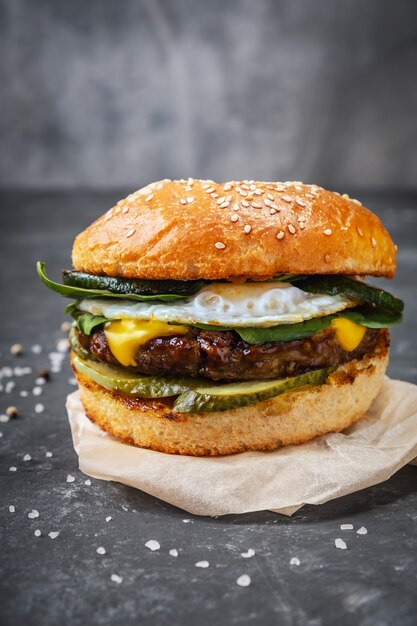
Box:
[31,345,42,354]
[34,529,41,537]
[335,538,347,550]
[85,479,91,485]
[145,540,160,551]
[182,519,192,523]
[45,451,53,457]
[96,546,106,555]
[241,549,255,559]
[195,561,209,568]
[23,454,31,461]
[32,387,42,396]
[111,574,123,584]
[48,531,60,539]
[0,414,10,423]
[28,510,39,519]
[357,526,368,535]
[66,474,75,483]
[236,574,251,587]
[35,377,46,385]
[20,391,28,397]
[169,549,179,557]
[340,524,354,530]
[9,505,15,513]
[105,516,112,522]
[9,466,17,471]
[290,557,301,566]
[34,404,44,414]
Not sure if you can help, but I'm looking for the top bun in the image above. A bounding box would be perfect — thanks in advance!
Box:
[72,179,397,280]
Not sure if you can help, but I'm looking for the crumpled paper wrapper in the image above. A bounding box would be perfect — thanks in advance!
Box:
[66,377,417,516]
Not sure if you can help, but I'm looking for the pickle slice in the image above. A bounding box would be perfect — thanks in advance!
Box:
[63,270,205,298]
[72,355,207,398]
[173,367,333,413]
[297,276,403,314]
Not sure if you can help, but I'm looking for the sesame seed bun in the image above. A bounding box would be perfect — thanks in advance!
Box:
[72,179,396,280]
[72,332,389,457]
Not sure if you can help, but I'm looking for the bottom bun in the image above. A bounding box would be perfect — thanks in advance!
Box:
[72,334,389,456]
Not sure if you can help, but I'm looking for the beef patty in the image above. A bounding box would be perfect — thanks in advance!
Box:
[77,325,388,382]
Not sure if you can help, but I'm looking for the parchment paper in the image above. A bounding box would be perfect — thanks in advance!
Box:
[66,377,417,516]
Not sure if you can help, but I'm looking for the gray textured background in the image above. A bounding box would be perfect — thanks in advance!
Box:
[1,0,417,189]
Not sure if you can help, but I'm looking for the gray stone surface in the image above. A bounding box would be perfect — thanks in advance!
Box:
[1,190,417,626]
[1,0,417,189]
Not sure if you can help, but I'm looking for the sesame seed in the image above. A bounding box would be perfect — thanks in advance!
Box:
[186,197,195,204]
[323,229,332,236]
[250,184,256,191]
[216,197,225,205]
[241,200,250,208]
[281,195,292,203]
[352,199,362,205]
[324,252,331,262]
[288,224,296,235]
[126,228,135,238]
[205,187,215,194]
[371,237,377,248]
[231,214,239,222]
[299,223,306,229]
[263,197,272,207]
[180,199,187,205]
[251,202,263,209]
[253,189,262,196]
[295,198,306,207]
[243,225,252,234]
[210,193,219,198]
[145,194,154,202]
[223,183,232,191]
[269,208,277,215]
[219,201,230,209]
[342,193,350,199]
[202,183,211,190]
[357,227,364,237]
[122,206,129,214]
[269,203,279,210]
[276,231,285,240]
[267,193,274,201]
[232,204,239,211]
[104,213,113,222]
[214,241,226,250]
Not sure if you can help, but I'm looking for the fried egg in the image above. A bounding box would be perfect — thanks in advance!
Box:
[78,282,356,328]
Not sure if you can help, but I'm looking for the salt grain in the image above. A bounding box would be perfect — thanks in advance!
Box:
[290,557,301,566]
[111,574,123,584]
[195,561,209,568]
[45,451,53,458]
[236,575,251,587]
[31,345,42,354]
[85,479,91,486]
[9,505,15,513]
[32,387,42,396]
[241,549,255,558]
[145,540,160,551]
[34,404,44,414]
[96,546,106,555]
[357,526,368,535]
[0,415,10,423]
[340,524,354,530]
[105,516,112,522]
[335,538,347,550]
[28,510,39,519]
[34,530,41,537]
[169,549,179,557]
[48,531,59,539]
[66,474,75,483]
[23,454,31,462]
[9,466,17,471]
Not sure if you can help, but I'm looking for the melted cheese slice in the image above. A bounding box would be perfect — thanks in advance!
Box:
[104,319,188,367]
[331,318,366,352]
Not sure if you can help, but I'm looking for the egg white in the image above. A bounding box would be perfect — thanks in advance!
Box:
[78,282,356,328]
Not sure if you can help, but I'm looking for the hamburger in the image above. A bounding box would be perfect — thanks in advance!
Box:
[37,179,403,456]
